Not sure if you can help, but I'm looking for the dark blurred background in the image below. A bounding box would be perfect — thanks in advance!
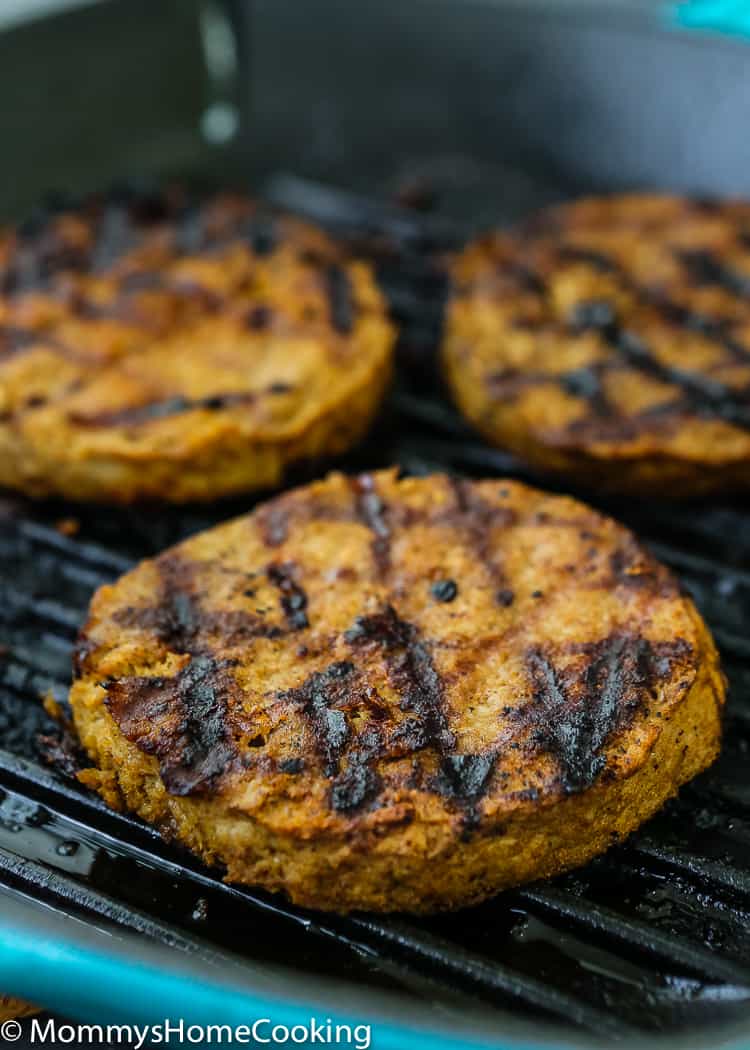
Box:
[1,0,749,230]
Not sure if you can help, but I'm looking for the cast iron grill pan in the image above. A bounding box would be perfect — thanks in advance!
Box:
[2,174,750,1039]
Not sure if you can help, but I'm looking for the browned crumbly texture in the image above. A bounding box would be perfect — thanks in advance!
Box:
[444,194,750,496]
[70,470,725,913]
[0,189,394,502]
[0,997,38,1020]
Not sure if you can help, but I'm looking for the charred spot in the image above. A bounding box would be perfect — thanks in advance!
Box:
[244,214,277,256]
[38,723,89,780]
[389,717,430,753]
[560,366,612,416]
[569,299,616,331]
[345,605,411,649]
[105,655,238,796]
[279,660,356,776]
[436,752,496,801]
[561,366,603,400]
[279,757,304,775]
[267,562,309,630]
[496,588,515,608]
[326,265,355,334]
[330,753,382,812]
[508,263,546,296]
[245,304,272,330]
[431,579,458,603]
[559,245,617,273]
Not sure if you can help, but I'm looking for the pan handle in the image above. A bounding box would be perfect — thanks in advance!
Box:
[667,1,750,38]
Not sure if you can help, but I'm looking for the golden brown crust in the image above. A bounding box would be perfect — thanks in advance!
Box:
[70,470,725,912]
[443,194,750,497]
[0,189,394,502]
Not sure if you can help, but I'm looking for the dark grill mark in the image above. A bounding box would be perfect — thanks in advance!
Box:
[561,365,612,416]
[569,299,616,331]
[105,655,238,796]
[326,265,355,333]
[549,278,750,432]
[446,477,512,590]
[559,245,617,273]
[280,661,355,777]
[484,238,750,436]
[351,474,391,575]
[345,605,497,819]
[508,263,547,295]
[436,752,496,802]
[345,605,457,769]
[116,555,284,651]
[604,326,750,431]
[278,660,386,812]
[127,555,202,653]
[278,757,304,774]
[330,734,383,812]
[68,390,264,428]
[524,635,665,794]
[679,249,750,298]
[654,299,750,366]
[267,563,309,631]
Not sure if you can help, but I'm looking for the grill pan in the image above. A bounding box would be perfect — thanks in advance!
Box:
[2,2,750,1047]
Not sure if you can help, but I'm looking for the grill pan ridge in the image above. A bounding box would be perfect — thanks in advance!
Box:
[2,176,750,1041]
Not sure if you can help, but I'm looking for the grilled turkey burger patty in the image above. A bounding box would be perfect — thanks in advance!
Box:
[444,194,750,496]
[0,188,394,502]
[71,470,725,912]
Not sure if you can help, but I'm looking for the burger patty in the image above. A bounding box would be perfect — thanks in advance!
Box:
[0,188,394,502]
[70,470,725,913]
[444,194,750,496]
